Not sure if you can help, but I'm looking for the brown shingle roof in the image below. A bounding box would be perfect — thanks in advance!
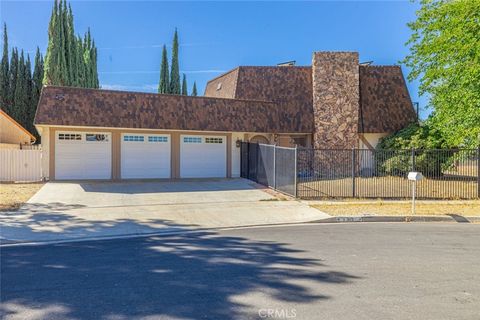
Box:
[206,64,416,134]
[205,66,315,132]
[34,86,312,133]
[359,65,417,133]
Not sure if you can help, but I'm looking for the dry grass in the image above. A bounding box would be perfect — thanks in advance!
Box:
[299,176,477,199]
[312,201,480,217]
[0,183,44,211]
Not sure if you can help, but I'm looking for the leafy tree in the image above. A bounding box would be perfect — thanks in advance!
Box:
[191,81,198,96]
[158,45,169,94]
[169,29,180,94]
[376,122,451,177]
[0,23,9,108]
[403,0,480,148]
[181,73,187,95]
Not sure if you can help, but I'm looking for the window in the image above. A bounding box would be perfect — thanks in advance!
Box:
[216,83,222,91]
[123,135,144,142]
[58,133,81,140]
[87,134,109,142]
[148,136,168,143]
[205,137,223,144]
[183,137,202,143]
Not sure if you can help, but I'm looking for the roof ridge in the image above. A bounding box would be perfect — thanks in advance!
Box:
[43,85,276,104]
[205,67,240,84]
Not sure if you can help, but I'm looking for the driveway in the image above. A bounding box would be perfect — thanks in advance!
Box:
[0,178,328,244]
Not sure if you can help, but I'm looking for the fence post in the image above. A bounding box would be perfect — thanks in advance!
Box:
[352,148,356,198]
[411,148,416,171]
[477,147,480,199]
[273,144,277,190]
[294,145,298,198]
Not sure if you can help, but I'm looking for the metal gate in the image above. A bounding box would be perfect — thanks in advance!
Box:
[240,142,297,197]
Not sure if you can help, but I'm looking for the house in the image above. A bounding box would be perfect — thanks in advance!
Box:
[34,51,416,180]
[0,108,36,149]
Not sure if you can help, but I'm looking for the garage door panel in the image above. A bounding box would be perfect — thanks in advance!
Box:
[121,134,171,179]
[180,135,226,178]
[55,132,111,180]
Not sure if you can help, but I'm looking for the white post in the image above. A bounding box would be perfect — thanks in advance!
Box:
[412,181,416,215]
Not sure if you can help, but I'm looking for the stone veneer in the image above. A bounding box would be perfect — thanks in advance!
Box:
[312,52,360,149]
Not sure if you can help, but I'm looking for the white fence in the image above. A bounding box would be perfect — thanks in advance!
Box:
[0,149,43,182]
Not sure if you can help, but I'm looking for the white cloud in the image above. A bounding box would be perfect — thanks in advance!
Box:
[100,84,158,92]
[99,70,225,74]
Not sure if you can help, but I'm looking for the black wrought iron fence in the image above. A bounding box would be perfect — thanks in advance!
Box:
[241,142,480,200]
[240,142,296,196]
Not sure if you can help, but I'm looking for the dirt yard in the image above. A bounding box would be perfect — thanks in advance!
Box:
[298,176,478,199]
[0,183,44,211]
[311,201,480,217]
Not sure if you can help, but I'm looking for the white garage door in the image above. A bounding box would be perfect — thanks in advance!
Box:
[121,134,171,179]
[55,132,111,180]
[180,135,226,178]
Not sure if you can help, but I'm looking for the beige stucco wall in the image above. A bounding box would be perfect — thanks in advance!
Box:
[0,143,20,149]
[359,133,388,150]
[44,126,252,181]
[0,112,32,145]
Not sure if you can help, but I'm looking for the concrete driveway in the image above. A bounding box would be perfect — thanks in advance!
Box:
[0,179,328,244]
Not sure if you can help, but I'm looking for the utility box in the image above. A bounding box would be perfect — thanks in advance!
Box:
[408,172,423,181]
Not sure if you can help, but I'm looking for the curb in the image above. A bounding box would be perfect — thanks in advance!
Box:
[313,215,480,224]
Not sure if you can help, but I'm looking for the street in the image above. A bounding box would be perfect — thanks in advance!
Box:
[1,223,480,320]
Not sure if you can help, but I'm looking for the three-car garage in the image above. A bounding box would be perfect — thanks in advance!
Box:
[53,131,229,180]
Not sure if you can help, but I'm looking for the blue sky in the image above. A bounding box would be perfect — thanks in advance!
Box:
[1,0,428,118]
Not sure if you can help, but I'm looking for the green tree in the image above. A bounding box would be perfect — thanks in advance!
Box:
[181,73,187,95]
[13,50,27,123]
[7,48,18,115]
[0,23,9,108]
[169,29,180,94]
[191,81,198,96]
[31,47,44,139]
[403,0,480,147]
[158,45,169,94]
[43,0,98,88]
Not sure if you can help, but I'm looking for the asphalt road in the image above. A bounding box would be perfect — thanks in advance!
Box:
[1,223,480,320]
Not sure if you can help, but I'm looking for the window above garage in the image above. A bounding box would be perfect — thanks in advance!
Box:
[148,136,168,143]
[205,137,223,144]
[183,137,202,143]
[58,133,81,140]
[123,135,144,142]
[87,134,109,142]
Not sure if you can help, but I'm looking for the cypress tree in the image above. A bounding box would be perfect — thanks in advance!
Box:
[31,48,44,138]
[76,36,86,87]
[44,0,98,88]
[158,45,169,94]
[0,23,9,108]
[7,48,18,114]
[91,39,99,88]
[23,55,33,131]
[169,29,180,94]
[181,73,187,95]
[83,29,92,87]
[12,50,26,123]
[43,0,59,85]
[66,2,75,85]
[191,81,198,96]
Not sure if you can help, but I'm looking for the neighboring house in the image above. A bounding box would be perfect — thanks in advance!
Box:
[34,51,416,181]
[0,108,36,149]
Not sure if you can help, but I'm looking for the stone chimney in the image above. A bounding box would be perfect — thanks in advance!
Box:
[312,52,360,149]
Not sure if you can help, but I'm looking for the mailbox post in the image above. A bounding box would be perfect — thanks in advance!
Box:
[408,172,423,215]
